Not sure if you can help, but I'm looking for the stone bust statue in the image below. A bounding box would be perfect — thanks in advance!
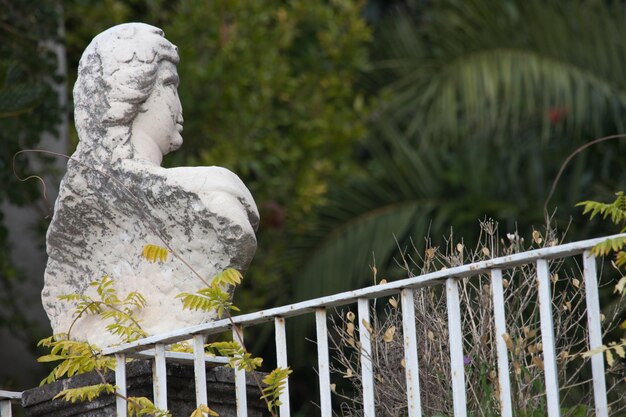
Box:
[42,23,259,347]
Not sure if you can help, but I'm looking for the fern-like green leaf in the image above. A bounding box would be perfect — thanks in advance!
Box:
[190,404,219,417]
[212,268,243,287]
[105,322,147,342]
[124,291,147,309]
[127,396,171,417]
[205,341,263,371]
[169,341,193,353]
[176,285,239,316]
[577,192,626,224]
[75,300,102,316]
[141,244,169,263]
[53,383,115,403]
[37,335,115,385]
[591,237,626,257]
[616,252,626,269]
[37,354,67,363]
[260,367,293,412]
[37,334,67,348]
[88,275,120,305]
[58,294,85,302]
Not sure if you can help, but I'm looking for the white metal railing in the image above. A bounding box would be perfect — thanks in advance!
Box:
[99,233,624,417]
[2,234,622,417]
[0,390,22,417]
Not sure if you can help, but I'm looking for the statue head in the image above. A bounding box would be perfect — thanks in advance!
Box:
[73,23,182,166]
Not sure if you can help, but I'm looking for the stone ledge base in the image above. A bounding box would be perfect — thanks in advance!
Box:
[22,360,268,417]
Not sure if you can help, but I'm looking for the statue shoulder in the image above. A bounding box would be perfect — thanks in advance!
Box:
[119,160,259,229]
[166,166,248,194]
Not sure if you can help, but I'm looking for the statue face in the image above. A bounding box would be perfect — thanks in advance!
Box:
[131,60,184,159]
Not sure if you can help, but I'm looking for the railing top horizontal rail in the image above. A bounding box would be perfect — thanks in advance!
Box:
[103,233,625,356]
[0,390,22,400]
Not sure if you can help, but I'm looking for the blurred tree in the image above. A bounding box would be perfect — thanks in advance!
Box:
[164,0,371,311]
[0,0,61,207]
[293,123,626,301]
[293,0,626,300]
[370,0,626,145]
[0,0,63,388]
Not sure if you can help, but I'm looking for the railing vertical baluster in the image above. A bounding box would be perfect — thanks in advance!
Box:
[193,334,208,408]
[358,298,375,417]
[115,353,128,417]
[0,400,11,417]
[274,317,291,417]
[152,343,168,411]
[400,288,422,417]
[315,308,332,417]
[490,269,513,417]
[446,278,467,417]
[536,259,561,417]
[232,325,248,417]
[583,251,608,417]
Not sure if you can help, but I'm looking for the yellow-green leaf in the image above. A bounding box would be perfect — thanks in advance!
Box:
[190,404,219,417]
[141,244,168,263]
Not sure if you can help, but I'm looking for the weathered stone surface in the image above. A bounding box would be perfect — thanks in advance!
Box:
[21,362,268,417]
[42,23,259,346]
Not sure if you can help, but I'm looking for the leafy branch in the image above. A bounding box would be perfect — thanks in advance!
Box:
[59,275,148,342]
[578,191,626,281]
[141,249,291,417]
[578,191,626,366]
[52,383,116,403]
[190,404,219,417]
[37,335,114,385]
[261,368,293,412]
[176,268,242,317]
[38,278,172,416]
[39,236,289,416]
[577,191,626,229]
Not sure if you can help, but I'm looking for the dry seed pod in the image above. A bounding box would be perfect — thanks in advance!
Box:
[502,333,514,350]
[383,326,396,342]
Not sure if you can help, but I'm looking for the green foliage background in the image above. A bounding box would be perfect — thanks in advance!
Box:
[3,0,626,412]
[293,0,626,301]
[0,0,63,390]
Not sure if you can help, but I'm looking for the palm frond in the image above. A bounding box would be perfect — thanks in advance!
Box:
[370,0,626,144]
[294,200,436,301]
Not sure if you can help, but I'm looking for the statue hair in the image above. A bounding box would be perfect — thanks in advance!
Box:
[73,23,179,166]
